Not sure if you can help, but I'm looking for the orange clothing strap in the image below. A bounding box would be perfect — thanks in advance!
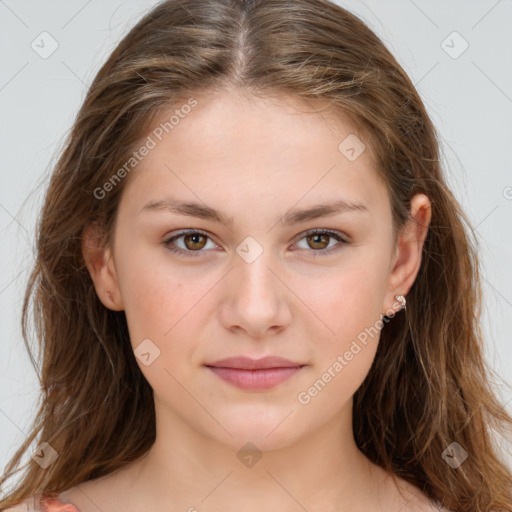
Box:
[39,496,80,512]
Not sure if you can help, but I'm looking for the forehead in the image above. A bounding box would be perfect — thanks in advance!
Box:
[161,88,367,157]
[119,88,386,215]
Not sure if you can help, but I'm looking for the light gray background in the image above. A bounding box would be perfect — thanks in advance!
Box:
[1,0,512,490]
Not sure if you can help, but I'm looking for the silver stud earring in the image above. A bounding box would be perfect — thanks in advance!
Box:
[395,295,406,311]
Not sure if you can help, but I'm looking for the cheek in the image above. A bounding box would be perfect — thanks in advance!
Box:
[296,249,390,397]
[114,248,195,351]
[296,286,382,414]
[302,251,390,340]
[116,258,210,396]
[116,251,231,375]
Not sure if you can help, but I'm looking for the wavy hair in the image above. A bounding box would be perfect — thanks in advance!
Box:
[1,0,511,510]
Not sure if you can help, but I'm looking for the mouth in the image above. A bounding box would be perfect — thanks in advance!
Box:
[204,356,307,391]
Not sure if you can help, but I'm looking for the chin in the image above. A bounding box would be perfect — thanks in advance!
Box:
[226,429,301,455]
[210,412,305,453]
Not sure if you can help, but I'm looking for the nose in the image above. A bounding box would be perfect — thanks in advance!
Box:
[219,247,293,338]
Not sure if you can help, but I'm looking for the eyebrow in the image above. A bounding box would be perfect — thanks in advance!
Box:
[140,197,369,228]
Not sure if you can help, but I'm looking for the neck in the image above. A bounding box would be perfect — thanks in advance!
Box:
[123,398,390,512]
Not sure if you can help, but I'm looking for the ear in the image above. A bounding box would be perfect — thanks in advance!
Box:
[82,223,124,311]
[382,193,431,316]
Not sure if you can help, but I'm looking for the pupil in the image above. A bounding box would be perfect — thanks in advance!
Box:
[188,234,204,249]
[311,234,327,248]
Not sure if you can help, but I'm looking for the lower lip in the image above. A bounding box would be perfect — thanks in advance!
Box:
[206,366,304,391]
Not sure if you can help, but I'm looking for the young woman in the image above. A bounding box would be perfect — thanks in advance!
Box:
[1,0,511,511]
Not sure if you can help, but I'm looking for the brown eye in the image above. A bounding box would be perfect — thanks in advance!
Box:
[305,233,330,250]
[294,229,348,256]
[163,230,215,257]
[183,233,207,251]
[163,229,348,258]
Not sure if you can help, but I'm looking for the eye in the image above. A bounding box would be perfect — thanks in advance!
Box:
[163,229,217,257]
[162,228,349,257]
[293,228,349,256]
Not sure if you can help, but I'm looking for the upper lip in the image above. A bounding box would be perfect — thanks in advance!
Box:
[205,356,305,370]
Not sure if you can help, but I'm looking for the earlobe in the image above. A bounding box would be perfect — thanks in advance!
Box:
[383,194,431,314]
[82,224,124,311]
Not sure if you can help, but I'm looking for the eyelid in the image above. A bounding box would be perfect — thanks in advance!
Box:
[162,228,350,257]
[290,228,349,256]
[163,229,218,257]
[293,228,350,245]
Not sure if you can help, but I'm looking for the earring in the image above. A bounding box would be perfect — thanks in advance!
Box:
[106,290,114,303]
[395,295,406,311]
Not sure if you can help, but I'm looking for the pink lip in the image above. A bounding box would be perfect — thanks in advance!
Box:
[205,356,306,391]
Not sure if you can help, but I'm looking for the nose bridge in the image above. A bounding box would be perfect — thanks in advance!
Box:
[234,234,279,299]
[218,230,294,337]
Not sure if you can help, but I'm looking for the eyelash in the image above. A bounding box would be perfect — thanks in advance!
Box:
[162,228,349,258]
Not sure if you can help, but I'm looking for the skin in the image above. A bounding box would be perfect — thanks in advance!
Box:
[64,86,437,512]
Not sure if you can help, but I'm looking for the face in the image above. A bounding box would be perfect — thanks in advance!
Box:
[84,87,429,452]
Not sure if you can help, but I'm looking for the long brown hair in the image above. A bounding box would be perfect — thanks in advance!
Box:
[1,1,511,510]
